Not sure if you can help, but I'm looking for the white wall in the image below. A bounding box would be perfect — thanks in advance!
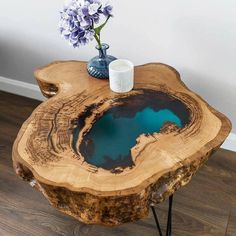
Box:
[0,0,235,132]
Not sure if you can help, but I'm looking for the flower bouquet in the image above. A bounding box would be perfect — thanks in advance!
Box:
[59,0,116,79]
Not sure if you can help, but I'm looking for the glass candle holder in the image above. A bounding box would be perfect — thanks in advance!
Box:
[109,59,134,93]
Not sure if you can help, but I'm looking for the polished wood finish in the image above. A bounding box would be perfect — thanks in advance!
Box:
[12,61,231,226]
[0,91,235,235]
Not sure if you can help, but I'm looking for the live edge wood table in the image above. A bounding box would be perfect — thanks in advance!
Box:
[12,61,231,235]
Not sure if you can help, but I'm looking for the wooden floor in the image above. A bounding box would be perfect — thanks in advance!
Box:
[0,91,235,236]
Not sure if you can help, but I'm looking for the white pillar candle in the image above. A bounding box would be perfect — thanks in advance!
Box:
[109,59,134,93]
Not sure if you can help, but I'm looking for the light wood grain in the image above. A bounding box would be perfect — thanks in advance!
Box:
[12,61,231,226]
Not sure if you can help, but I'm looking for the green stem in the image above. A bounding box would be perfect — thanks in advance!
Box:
[93,16,111,49]
[94,34,102,49]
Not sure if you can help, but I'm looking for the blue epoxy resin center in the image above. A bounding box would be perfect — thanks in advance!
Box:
[73,90,191,171]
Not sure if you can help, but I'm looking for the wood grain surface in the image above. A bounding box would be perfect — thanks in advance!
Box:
[12,61,231,226]
[0,91,235,235]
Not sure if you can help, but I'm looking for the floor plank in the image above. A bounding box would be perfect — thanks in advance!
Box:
[226,206,236,236]
[0,91,235,236]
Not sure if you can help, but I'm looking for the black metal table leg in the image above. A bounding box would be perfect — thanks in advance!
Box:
[166,195,173,236]
[151,206,163,236]
[151,195,174,236]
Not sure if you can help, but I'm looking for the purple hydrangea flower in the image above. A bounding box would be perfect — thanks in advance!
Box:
[59,0,113,48]
[102,4,113,16]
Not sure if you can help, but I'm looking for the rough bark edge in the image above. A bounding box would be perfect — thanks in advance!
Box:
[12,142,220,226]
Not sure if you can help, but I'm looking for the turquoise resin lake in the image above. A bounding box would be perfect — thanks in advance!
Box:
[73,90,191,171]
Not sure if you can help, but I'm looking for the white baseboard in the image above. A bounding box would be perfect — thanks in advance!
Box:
[0,76,45,101]
[0,76,235,152]
[221,133,236,152]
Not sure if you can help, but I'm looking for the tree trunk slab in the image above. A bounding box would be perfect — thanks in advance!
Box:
[12,61,231,226]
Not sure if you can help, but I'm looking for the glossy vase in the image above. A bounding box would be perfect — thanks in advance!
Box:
[87,44,117,79]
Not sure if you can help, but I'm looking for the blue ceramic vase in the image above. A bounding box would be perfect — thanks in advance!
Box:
[87,44,117,79]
